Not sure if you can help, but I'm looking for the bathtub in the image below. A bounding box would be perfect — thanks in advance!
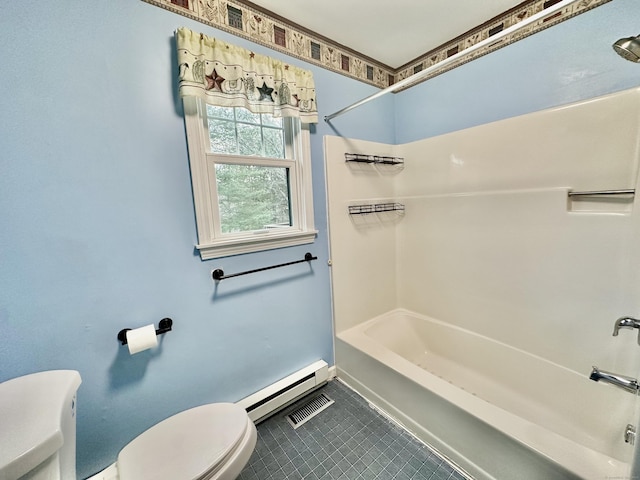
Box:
[336,309,635,480]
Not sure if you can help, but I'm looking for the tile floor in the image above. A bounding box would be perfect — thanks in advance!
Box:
[238,379,471,480]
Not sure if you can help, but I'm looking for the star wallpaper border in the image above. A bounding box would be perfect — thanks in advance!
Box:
[143,0,611,91]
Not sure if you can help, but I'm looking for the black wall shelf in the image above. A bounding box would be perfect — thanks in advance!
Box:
[345,153,404,166]
[348,203,405,215]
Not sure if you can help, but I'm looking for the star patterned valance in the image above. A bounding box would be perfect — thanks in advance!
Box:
[176,27,318,123]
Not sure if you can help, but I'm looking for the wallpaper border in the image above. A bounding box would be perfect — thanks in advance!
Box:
[142,0,612,90]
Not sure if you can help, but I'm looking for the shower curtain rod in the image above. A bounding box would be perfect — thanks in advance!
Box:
[324,0,583,122]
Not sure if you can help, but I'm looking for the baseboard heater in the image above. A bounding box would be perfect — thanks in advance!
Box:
[237,360,329,423]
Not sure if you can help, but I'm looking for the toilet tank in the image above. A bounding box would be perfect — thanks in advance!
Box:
[0,370,82,480]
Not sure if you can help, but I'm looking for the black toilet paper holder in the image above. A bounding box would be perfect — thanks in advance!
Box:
[117,318,174,345]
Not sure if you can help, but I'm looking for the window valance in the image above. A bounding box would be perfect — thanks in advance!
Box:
[175,27,318,124]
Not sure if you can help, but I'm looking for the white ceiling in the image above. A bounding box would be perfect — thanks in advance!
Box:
[245,0,525,68]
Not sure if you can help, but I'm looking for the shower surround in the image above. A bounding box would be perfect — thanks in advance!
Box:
[326,86,640,479]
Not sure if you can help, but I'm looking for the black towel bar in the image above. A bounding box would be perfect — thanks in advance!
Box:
[212,253,317,281]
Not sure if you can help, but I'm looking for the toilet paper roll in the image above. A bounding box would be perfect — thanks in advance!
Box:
[126,324,158,355]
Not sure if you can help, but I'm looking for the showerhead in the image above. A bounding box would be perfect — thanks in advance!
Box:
[613,34,640,63]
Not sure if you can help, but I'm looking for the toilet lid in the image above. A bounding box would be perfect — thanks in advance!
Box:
[117,403,249,480]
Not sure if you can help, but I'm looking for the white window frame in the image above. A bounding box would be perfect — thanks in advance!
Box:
[182,97,317,259]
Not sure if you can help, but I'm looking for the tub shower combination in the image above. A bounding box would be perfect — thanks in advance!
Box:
[325,86,640,479]
[337,310,636,480]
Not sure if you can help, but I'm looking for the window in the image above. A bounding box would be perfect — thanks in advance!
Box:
[176,29,319,259]
[183,97,316,259]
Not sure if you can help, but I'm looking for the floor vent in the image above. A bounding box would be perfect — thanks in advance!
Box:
[238,360,329,424]
[286,393,334,429]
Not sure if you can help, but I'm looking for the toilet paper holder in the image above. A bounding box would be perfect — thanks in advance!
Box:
[117,318,173,345]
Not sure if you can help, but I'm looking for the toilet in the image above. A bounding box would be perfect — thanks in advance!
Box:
[0,370,257,480]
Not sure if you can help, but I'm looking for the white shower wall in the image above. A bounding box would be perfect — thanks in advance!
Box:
[324,137,400,332]
[327,85,640,383]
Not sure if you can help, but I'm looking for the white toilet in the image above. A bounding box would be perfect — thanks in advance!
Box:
[0,370,257,480]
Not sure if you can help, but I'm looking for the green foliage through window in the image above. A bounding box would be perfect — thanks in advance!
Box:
[215,164,291,233]
[207,106,285,158]
[207,106,291,234]
[183,97,315,258]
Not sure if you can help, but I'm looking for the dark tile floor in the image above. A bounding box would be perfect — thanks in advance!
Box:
[238,379,471,480]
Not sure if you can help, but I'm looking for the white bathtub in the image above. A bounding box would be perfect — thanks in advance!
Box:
[336,309,635,480]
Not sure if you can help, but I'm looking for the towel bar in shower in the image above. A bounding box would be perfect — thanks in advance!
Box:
[212,252,317,281]
[568,189,635,197]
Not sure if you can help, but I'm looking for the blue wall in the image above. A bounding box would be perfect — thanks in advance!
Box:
[393,0,640,143]
[0,1,393,477]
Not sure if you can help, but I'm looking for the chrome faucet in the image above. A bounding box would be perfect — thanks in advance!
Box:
[613,316,637,335]
[590,366,640,394]
[613,316,640,342]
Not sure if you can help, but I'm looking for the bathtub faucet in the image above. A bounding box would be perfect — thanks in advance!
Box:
[613,316,640,344]
[589,366,640,394]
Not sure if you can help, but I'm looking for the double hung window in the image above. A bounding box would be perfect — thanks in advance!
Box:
[176,28,318,259]
[183,97,316,259]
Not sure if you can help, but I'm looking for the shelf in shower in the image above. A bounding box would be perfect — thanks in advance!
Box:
[345,153,404,166]
[348,203,405,215]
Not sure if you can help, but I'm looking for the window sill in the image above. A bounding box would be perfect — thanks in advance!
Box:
[196,230,318,260]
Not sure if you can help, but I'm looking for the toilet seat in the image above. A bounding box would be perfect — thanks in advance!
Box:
[117,403,254,480]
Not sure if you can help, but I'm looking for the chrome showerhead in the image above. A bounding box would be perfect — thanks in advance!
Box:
[613,34,640,63]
